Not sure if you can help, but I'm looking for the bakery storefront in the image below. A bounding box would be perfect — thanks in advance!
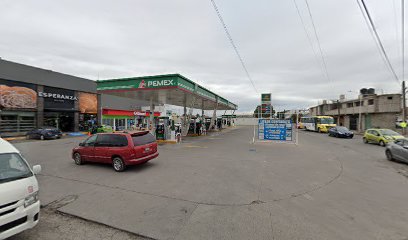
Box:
[0,79,98,137]
[0,79,37,136]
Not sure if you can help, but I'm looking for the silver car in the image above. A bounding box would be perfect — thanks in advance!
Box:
[385,139,408,163]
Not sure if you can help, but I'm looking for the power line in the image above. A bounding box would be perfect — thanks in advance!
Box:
[357,0,399,83]
[210,0,258,93]
[393,0,401,72]
[358,0,400,83]
[402,0,405,82]
[304,0,331,83]
[292,0,326,79]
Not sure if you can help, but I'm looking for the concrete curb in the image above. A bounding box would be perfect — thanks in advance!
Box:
[2,132,86,142]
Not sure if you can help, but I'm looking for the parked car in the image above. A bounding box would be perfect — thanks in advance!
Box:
[72,131,159,172]
[26,127,62,140]
[89,125,113,134]
[385,138,408,163]
[328,126,354,138]
[363,128,404,146]
[0,138,42,239]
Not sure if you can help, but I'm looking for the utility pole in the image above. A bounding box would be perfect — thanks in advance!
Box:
[337,100,340,125]
[403,0,406,135]
[403,81,406,135]
[358,94,362,132]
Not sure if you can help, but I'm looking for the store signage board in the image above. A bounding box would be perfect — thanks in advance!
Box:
[38,92,78,101]
[258,119,292,141]
[138,79,177,89]
[42,86,76,110]
[261,93,271,104]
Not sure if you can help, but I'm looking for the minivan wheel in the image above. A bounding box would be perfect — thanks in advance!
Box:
[112,157,126,172]
[74,152,83,165]
[379,140,385,147]
[40,135,45,140]
[385,150,393,161]
[363,137,368,144]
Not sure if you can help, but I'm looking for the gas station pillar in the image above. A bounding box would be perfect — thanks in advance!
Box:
[149,95,155,135]
[209,97,218,130]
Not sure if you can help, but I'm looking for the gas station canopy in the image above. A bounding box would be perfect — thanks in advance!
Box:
[97,74,237,110]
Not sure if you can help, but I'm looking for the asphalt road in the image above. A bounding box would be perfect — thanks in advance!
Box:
[9,126,408,240]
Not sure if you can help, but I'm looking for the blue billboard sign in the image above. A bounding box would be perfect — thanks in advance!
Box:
[258,119,292,141]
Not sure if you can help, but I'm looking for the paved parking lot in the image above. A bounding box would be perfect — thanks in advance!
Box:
[9,126,408,240]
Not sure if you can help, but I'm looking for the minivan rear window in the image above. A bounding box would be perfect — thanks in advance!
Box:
[132,133,156,146]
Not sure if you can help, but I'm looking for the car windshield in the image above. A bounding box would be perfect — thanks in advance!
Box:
[0,153,32,184]
[337,127,349,132]
[319,118,334,124]
[379,129,400,136]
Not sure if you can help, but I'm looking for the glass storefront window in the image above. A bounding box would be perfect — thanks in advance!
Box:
[0,112,36,137]
[79,114,97,131]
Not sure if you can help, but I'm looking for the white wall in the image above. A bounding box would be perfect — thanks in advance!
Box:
[235,118,258,125]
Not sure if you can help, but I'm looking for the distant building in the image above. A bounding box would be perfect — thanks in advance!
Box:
[309,91,401,131]
[283,109,309,120]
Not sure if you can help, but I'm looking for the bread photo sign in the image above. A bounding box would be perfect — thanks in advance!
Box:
[0,85,37,109]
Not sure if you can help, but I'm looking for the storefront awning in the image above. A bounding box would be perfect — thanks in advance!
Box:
[102,109,160,117]
[97,74,237,111]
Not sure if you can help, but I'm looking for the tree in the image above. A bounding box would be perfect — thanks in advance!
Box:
[290,113,303,123]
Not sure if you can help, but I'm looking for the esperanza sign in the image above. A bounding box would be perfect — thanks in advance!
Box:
[258,119,292,141]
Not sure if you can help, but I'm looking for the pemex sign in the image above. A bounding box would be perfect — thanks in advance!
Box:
[137,79,176,89]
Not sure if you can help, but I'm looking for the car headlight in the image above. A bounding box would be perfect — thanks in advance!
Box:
[24,191,39,208]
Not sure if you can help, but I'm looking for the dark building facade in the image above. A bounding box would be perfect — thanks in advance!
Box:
[0,59,99,137]
[0,59,158,137]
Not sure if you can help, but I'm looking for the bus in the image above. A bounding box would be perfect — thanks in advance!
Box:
[300,116,336,133]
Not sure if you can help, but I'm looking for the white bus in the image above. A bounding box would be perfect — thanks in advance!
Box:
[300,116,336,133]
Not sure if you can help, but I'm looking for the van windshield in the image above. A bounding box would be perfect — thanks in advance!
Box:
[0,153,32,184]
[319,118,334,124]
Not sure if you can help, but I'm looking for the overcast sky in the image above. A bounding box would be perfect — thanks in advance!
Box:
[0,0,404,113]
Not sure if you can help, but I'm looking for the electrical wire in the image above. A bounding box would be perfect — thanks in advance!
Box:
[402,0,405,82]
[358,0,400,83]
[293,0,326,79]
[210,0,258,93]
[393,0,401,71]
[304,0,331,83]
[357,0,398,83]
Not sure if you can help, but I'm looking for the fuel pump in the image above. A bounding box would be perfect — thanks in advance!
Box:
[155,117,170,140]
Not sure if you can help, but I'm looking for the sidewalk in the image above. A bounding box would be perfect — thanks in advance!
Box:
[2,132,88,142]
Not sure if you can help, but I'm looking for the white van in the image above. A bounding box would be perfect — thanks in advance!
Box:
[0,138,41,240]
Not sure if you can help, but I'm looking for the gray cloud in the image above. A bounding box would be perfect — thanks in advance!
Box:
[0,0,404,113]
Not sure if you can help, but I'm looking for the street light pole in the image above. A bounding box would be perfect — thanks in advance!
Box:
[403,81,406,135]
[358,94,362,132]
[337,100,340,125]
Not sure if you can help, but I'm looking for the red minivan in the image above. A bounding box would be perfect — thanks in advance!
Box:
[72,131,158,172]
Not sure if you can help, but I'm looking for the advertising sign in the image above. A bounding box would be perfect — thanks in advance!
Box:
[261,93,271,104]
[138,79,177,89]
[258,119,292,141]
[0,79,37,109]
[261,104,271,114]
[79,92,97,114]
